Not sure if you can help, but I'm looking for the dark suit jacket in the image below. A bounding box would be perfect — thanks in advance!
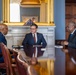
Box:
[22,33,47,57]
[0,32,7,63]
[68,30,76,61]
[0,32,7,53]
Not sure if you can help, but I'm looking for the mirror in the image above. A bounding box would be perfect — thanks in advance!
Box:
[3,0,54,25]
[10,0,41,22]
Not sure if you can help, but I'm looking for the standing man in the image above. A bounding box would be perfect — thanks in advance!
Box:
[62,21,76,64]
[22,24,47,57]
[0,23,8,63]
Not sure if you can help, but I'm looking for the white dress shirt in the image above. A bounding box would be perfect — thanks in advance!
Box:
[32,33,38,57]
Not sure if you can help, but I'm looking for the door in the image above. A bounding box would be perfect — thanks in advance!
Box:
[66,3,76,75]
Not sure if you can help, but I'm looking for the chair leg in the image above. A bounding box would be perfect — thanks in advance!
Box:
[0,72,2,75]
[12,68,16,75]
[10,71,14,75]
[9,69,14,75]
[12,68,18,75]
[6,67,10,75]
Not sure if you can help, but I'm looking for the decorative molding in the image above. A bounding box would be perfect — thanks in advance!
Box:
[20,4,40,7]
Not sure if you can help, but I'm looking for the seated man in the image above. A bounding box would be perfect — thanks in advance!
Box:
[0,23,8,63]
[22,24,47,57]
[0,23,8,74]
[61,21,76,64]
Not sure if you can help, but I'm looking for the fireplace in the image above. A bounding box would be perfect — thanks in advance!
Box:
[6,25,55,59]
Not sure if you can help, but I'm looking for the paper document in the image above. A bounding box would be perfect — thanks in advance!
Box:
[55,45,63,48]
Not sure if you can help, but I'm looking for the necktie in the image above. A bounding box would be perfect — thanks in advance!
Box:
[33,34,36,57]
[34,34,36,43]
[70,34,73,39]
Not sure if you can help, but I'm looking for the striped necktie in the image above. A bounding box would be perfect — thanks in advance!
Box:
[34,34,36,43]
[33,34,36,57]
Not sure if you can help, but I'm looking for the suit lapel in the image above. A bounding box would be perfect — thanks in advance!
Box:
[37,33,39,43]
[0,32,7,45]
[69,30,76,42]
[30,33,36,43]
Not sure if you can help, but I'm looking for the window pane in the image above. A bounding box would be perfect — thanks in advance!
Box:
[10,3,20,22]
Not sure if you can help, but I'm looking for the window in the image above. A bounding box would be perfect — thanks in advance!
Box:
[10,3,20,22]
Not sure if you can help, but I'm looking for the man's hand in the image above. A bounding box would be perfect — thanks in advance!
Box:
[61,41,68,45]
[63,41,68,45]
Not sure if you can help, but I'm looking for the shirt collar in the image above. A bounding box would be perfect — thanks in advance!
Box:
[71,28,76,34]
[32,33,37,36]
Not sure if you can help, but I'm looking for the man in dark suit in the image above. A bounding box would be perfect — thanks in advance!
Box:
[22,24,47,57]
[0,24,8,74]
[62,21,76,64]
[0,23,8,63]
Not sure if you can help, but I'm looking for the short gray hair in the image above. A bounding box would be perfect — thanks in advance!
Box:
[69,21,76,28]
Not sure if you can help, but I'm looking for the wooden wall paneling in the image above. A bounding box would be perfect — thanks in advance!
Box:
[65,3,76,75]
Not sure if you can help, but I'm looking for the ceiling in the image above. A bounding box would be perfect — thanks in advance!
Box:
[66,0,76,3]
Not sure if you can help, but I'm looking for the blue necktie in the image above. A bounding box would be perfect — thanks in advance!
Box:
[70,34,73,39]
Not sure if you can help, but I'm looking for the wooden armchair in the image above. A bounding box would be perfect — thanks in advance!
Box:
[0,43,18,75]
[0,43,9,75]
[17,52,38,75]
[16,52,27,75]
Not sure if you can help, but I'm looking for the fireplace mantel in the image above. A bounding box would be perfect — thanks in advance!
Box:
[6,25,55,59]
